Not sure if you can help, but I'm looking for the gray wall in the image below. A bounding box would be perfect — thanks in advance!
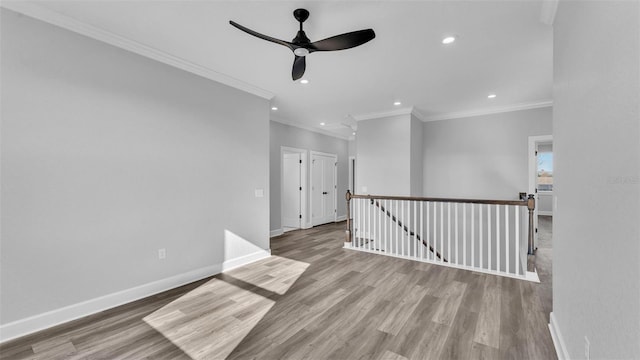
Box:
[553,1,640,358]
[423,107,552,199]
[270,121,349,232]
[356,114,411,195]
[1,10,269,325]
[410,115,424,196]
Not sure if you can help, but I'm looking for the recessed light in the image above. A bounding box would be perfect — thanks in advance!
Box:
[320,122,325,126]
[352,132,356,136]
[271,106,278,111]
[487,94,497,99]
[393,101,402,106]
[442,36,456,45]
[300,79,309,84]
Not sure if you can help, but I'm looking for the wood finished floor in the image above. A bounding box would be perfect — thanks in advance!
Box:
[0,220,556,360]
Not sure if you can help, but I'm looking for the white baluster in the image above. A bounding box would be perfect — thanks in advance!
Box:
[496,204,500,273]
[479,204,483,269]
[463,203,467,267]
[440,203,444,261]
[505,204,509,274]
[488,204,492,271]
[447,202,451,263]
[515,205,520,275]
[399,200,403,256]
[426,201,431,260]
[433,202,437,261]
[454,203,459,265]
[413,201,418,257]
[420,201,424,259]
[395,200,399,255]
[471,203,475,267]
[378,200,382,253]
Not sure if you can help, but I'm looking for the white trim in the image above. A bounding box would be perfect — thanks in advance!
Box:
[281,147,308,231]
[336,215,347,222]
[549,312,569,360]
[538,211,553,216]
[270,229,284,237]
[423,101,553,122]
[352,107,422,122]
[343,246,539,282]
[0,2,274,100]
[271,117,350,140]
[540,0,559,26]
[221,249,271,272]
[0,249,270,343]
[525,270,541,283]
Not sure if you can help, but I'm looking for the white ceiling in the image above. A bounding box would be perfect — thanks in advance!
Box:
[11,1,553,139]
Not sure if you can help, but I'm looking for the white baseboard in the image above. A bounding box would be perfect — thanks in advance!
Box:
[539,211,553,216]
[270,228,283,237]
[336,215,347,222]
[221,249,271,272]
[0,249,271,344]
[549,312,569,360]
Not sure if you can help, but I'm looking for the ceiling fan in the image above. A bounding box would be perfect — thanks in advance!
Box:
[229,9,375,81]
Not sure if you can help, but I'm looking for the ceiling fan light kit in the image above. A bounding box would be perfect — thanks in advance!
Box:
[230,8,375,81]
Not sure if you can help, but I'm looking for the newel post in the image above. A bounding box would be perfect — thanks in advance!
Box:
[345,190,352,244]
[527,194,535,255]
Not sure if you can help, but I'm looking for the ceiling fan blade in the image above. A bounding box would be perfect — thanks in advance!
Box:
[229,21,294,50]
[308,29,375,52]
[292,55,306,81]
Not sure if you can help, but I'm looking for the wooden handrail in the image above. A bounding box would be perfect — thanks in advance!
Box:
[349,193,528,206]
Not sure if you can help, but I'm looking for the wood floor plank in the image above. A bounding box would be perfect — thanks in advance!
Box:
[473,276,502,349]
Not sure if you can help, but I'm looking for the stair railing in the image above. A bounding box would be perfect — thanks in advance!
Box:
[345,191,536,280]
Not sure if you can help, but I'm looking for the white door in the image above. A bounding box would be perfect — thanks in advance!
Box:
[282,153,301,229]
[311,153,337,226]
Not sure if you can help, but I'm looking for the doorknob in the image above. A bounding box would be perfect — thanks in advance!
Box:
[322,191,327,195]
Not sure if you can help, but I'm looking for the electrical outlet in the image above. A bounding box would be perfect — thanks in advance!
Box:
[158,248,166,260]
[584,336,590,360]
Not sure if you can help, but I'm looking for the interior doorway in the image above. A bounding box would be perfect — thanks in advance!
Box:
[528,135,553,250]
[281,147,307,232]
[311,151,337,226]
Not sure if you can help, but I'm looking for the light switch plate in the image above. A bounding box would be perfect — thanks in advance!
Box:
[255,188,264,198]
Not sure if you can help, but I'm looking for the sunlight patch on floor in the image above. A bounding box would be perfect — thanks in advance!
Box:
[224,255,310,295]
[143,278,274,359]
[143,256,309,359]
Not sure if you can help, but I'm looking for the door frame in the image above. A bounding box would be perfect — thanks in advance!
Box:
[528,135,553,251]
[281,146,307,231]
[348,156,356,194]
[310,150,338,226]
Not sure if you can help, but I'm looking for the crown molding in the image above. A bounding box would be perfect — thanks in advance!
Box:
[1,2,275,100]
[270,116,350,141]
[422,101,553,122]
[352,107,421,122]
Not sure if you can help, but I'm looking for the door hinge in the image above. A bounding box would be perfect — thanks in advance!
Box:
[299,187,302,191]
[299,214,302,219]
[299,159,302,164]
[535,228,538,233]
[535,150,538,156]
[535,188,538,193]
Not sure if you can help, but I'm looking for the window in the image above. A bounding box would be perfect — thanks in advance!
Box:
[537,151,553,191]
